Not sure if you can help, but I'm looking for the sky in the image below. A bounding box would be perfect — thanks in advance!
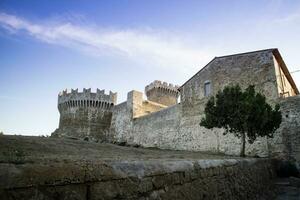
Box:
[0,0,300,136]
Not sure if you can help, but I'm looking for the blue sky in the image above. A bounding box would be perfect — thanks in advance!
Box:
[0,0,300,135]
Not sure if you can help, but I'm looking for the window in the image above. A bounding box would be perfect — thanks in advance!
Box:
[204,81,211,96]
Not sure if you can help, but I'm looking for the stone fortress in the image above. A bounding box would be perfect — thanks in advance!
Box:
[52,48,300,167]
[53,88,117,141]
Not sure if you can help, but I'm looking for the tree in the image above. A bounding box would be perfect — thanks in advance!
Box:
[200,85,282,157]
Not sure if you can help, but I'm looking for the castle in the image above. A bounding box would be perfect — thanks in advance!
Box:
[52,49,300,166]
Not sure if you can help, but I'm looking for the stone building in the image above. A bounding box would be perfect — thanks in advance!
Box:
[53,48,300,166]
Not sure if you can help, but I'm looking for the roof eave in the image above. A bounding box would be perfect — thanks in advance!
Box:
[272,49,299,95]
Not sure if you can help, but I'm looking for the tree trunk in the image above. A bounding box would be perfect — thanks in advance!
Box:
[240,133,246,157]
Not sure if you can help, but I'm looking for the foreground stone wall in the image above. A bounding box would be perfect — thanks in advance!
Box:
[0,158,276,200]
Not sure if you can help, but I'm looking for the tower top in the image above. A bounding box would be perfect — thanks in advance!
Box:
[145,80,180,96]
[58,88,117,105]
[145,80,180,106]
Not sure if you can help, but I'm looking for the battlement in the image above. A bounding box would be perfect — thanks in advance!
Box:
[145,80,179,96]
[58,88,117,110]
[145,80,180,106]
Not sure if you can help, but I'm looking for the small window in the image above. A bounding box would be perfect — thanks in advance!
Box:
[204,81,211,96]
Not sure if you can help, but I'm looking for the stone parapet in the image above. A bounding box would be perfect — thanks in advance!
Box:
[58,88,117,104]
[145,80,180,96]
[145,80,180,106]
[0,136,277,200]
[58,88,117,111]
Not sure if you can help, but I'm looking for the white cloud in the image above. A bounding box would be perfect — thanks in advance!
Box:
[0,12,214,73]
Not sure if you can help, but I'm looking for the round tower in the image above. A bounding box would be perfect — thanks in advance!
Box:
[145,80,180,106]
[52,88,117,141]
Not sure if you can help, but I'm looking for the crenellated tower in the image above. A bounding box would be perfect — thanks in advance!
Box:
[52,88,117,141]
[145,80,180,106]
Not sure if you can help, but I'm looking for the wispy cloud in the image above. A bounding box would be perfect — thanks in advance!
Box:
[0,12,213,72]
[273,12,300,24]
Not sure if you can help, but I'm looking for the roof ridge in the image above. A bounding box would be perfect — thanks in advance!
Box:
[215,48,277,59]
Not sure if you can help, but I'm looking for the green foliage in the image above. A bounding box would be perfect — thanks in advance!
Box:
[200,85,282,156]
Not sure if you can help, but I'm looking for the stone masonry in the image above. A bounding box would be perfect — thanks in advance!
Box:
[145,80,180,106]
[52,48,300,167]
[52,88,117,141]
[0,136,277,200]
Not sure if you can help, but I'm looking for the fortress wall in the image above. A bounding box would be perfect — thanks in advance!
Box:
[111,95,300,158]
[177,114,269,156]
[146,89,178,106]
[57,107,112,140]
[111,94,270,157]
[110,102,133,143]
[137,100,167,118]
[282,96,300,163]
[269,95,300,164]
[52,88,116,141]
[132,104,181,149]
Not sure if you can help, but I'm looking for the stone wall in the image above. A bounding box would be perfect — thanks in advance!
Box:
[270,95,300,166]
[0,158,276,200]
[110,49,300,159]
[110,91,273,157]
[110,101,132,143]
[54,107,113,141]
[145,80,180,106]
[132,104,181,149]
[52,88,117,141]
[111,93,300,160]
[180,49,279,109]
